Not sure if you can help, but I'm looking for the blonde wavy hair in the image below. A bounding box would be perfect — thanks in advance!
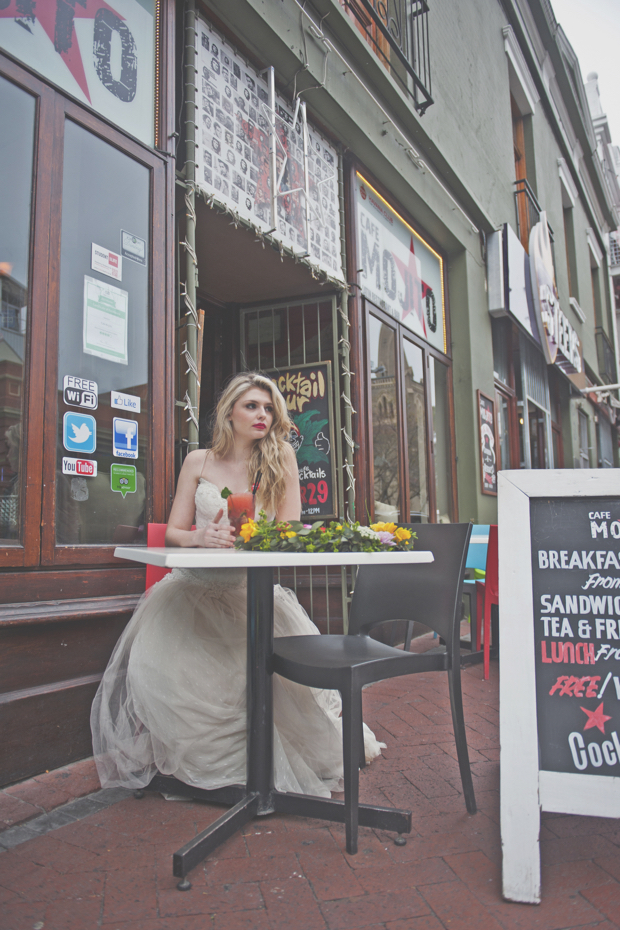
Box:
[210,372,293,515]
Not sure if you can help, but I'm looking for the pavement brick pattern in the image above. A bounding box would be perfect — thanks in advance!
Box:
[1,650,619,929]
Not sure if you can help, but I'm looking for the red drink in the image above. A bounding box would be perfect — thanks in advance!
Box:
[227,491,255,535]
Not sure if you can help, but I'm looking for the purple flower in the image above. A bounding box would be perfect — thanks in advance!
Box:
[377,531,396,546]
[303,524,312,529]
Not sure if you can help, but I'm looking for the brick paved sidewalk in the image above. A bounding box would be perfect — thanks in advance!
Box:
[1,653,619,930]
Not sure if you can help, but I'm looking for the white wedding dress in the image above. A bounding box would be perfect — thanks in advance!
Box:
[91,478,385,797]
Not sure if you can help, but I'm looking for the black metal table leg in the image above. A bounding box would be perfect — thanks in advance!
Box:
[170,566,275,887]
[246,566,274,812]
[167,563,412,888]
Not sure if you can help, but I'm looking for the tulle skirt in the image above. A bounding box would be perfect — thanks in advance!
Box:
[91,568,384,798]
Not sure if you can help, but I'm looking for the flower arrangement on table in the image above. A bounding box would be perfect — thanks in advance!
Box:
[235,513,416,553]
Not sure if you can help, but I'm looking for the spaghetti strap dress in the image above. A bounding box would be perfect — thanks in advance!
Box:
[91,478,385,797]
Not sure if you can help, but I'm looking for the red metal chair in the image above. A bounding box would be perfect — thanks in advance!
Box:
[146,522,197,591]
[475,524,498,680]
[145,523,171,590]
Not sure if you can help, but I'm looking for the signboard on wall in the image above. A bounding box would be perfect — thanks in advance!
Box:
[0,0,155,146]
[354,173,446,354]
[195,18,344,283]
[270,362,337,520]
[499,470,620,906]
[477,390,497,495]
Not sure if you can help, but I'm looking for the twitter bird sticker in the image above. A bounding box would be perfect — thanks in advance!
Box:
[63,412,97,454]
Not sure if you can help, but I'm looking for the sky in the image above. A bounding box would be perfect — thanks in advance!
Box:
[550,0,620,145]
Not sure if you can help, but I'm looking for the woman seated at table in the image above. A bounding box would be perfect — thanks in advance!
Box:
[91,372,384,796]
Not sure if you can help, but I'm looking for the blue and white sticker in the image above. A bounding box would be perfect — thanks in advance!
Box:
[111,390,141,414]
[113,417,138,459]
[63,412,96,454]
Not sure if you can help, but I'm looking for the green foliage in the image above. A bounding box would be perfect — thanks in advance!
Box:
[235,512,417,554]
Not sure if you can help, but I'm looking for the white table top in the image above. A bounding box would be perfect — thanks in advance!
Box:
[114,546,434,569]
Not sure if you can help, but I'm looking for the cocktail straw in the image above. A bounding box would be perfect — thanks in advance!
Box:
[252,471,261,497]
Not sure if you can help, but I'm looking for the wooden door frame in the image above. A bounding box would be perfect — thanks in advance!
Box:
[0,57,55,568]
[40,100,169,566]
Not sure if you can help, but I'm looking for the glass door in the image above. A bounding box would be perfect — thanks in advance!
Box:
[365,301,455,523]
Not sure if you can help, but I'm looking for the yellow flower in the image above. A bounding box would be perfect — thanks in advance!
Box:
[394,527,411,541]
[335,524,343,531]
[240,520,258,542]
[371,521,397,534]
[285,531,297,538]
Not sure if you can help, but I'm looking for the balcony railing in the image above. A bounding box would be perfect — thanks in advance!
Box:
[596,327,618,385]
[609,234,620,268]
[344,0,433,114]
[514,178,554,253]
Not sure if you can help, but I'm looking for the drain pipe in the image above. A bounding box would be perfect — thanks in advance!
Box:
[337,146,355,523]
[181,0,200,450]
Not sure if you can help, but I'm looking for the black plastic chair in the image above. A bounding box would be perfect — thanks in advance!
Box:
[271,522,477,855]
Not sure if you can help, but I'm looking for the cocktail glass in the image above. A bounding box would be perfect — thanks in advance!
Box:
[227,491,255,535]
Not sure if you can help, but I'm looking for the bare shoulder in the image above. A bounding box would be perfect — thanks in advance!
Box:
[181,448,209,478]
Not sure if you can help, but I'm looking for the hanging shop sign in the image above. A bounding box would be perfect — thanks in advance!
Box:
[529,214,582,375]
[354,174,446,354]
[195,18,344,284]
[477,391,497,496]
[0,0,155,146]
[499,471,620,904]
[488,222,582,378]
[270,362,337,520]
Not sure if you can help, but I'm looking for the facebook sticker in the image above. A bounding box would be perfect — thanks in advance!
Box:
[63,412,96,454]
[113,418,139,459]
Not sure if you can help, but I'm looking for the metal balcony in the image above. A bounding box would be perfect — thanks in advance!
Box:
[514,178,554,252]
[344,0,433,114]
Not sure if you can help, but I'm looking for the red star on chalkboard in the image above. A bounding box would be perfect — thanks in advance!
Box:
[580,702,612,734]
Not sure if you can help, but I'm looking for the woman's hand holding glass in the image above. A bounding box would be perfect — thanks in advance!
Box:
[194,508,237,548]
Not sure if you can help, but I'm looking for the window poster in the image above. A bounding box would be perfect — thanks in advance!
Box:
[354,173,446,354]
[478,390,497,495]
[270,362,337,520]
[0,0,155,145]
[195,18,344,283]
[83,275,128,365]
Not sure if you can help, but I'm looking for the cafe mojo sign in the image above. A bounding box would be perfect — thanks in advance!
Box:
[0,0,155,145]
[354,173,446,354]
[500,470,620,905]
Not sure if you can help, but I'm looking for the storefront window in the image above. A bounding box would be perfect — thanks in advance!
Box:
[431,357,452,523]
[403,339,428,522]
[0,76,34,544]
[369,314,400,522]
[55,120,150,545]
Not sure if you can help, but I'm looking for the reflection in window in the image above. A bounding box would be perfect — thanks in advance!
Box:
[403,339,428,522]
[0,77,35,544]
[431,356,451,523]
[56,121,150,545]
[368,315,400,521]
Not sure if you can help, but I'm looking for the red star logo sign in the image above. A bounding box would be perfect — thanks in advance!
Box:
[393,236,427,337]
[1,0,122,103]
[580,702,612,734]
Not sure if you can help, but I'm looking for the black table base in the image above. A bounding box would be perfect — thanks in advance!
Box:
[137,565,412,890]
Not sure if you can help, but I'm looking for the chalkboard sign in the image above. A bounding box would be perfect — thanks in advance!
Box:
[269,361,337,520]
[499,470,620,906]
[531,498,620,777]
[477,390,497,495]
